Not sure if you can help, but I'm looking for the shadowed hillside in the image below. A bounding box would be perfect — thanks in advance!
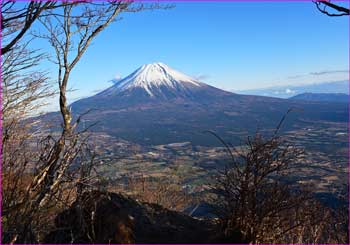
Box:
[44,190,243,244]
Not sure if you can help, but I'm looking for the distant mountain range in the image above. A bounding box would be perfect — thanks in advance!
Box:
[237,80,349,99]
[290,93,349,103]
[41,63,348,146]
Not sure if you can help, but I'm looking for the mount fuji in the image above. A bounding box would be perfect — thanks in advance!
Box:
[63,63,348,146]
[100,62,205,97]
[74,62,233,109]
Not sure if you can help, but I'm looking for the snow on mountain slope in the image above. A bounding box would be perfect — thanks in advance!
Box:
[99,62,204,97]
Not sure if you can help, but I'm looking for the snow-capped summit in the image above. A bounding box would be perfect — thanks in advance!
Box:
[100,62,204,97]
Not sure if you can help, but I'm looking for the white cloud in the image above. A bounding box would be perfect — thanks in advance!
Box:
[114,73,122,80]
[285,88,295,94]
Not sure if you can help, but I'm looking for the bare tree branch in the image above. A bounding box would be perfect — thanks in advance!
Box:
[314,1,349,17]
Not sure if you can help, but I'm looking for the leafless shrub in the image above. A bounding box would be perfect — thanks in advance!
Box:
[1,34,56,245]
[211,117,348,243]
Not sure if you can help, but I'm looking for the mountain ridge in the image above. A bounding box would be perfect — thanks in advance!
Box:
[290,92,349,103]
[237,80,349,98]
[43,62,348,146]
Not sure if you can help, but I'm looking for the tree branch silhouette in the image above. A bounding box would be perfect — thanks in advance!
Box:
[314,1,349,17]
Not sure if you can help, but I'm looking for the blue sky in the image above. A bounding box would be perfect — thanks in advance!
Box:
[31,1,349,111]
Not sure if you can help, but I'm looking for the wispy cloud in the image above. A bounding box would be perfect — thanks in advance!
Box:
[109,73,123,84]
[309,70,349,76]
[92,89,104,94]
[287,74,306,80]
[70,96,88,101]
[193,74,211,81]
[287,69,349,80]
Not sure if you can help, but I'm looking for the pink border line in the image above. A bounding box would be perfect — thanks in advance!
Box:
[0,0,349,245]
[1,2,3,244]
[347,1,350,243]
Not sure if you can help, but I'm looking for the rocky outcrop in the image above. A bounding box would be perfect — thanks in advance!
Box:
[44,190,243,244]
